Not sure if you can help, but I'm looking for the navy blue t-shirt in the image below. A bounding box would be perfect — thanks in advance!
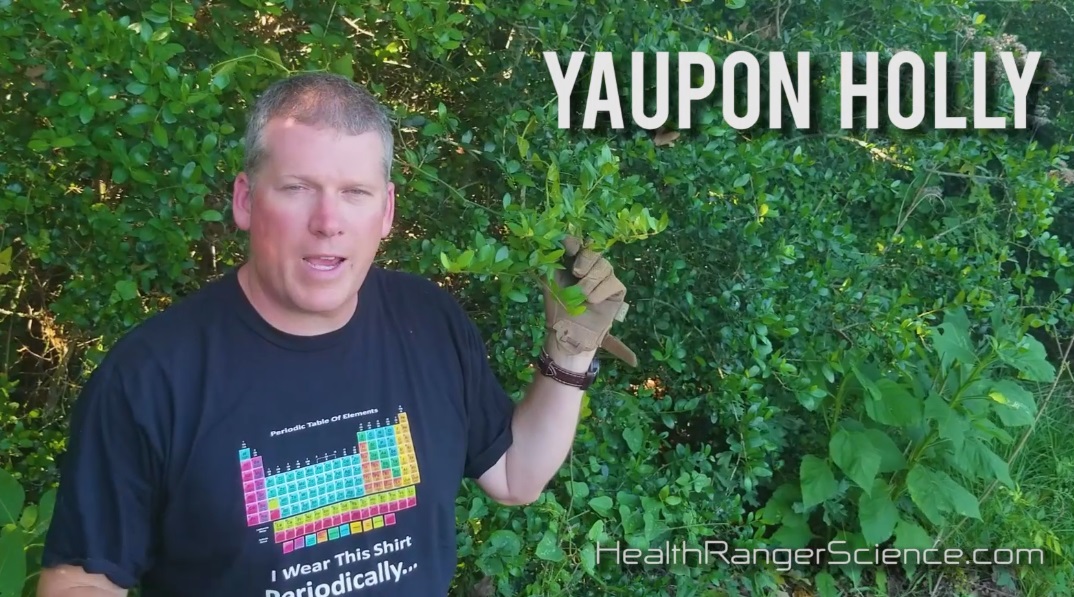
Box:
[42,265,516,596]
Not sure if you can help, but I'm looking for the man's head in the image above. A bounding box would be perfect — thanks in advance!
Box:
[231,72,395,336]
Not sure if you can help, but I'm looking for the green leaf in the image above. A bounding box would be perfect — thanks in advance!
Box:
[988,380,1037,427]
[58,91,80,106]
[586,519,606,543]
[331,54,354,79]
[859,480,898,544]
[589,496,613,517]
[931,308,977,369]
[830,428,881,494]
[114,280,139,301]
[455,249,474,269]
[997,335,1055,382]
[865,378,923,427]
[851,362,881,399]
[759,483,799,525]
[905,465,946,525]
[507,290,527,303]
[924,393,968,452]
[126,81,148,95]
[568,481,589,499]
[951,437,1014,488]
[814,572,838,597]
[1056,267,1074,292]
[152,122,168,147]
[893,518,933,551]
[79,104,95,124]
[200,209,224,222]
[19,504,36,529]
[126,103,155,124]
[260,46,284,68]
[800,455,838,509]
[0,468,24,526]
[34,488,56,534]
[560,284,587,307]
[0,246,11,276]
[906,464,981,526]
[535,531,566,562]
[863,429,907,473]
[486,529,521,558]
[769,512,813,549]
[0,530,26,597]
[580,543,596,573]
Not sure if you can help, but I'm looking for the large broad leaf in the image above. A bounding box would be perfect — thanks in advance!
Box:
[906,464,981,526]
[893,518,933,552]
[924,393,969,452]
[859,480,898,545]
[988,379,1038,427]
[830,428,881,494]
[997,334,1056,383]
[769,511,813,549]
[949,437,1014,488]
[863,428,907,473]
[930,308,977,370]
[0,469,24,527]
[815,572,838,597]
[759,483,800,525]
[800,455,839,509]
[864,378,924,427]
[0,529,27,597]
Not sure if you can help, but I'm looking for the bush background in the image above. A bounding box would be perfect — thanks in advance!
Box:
[2,0,1074,596]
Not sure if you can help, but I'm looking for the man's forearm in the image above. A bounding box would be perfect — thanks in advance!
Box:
[501,345,596,503]
[42,589,126,597]
[37,566,128,597]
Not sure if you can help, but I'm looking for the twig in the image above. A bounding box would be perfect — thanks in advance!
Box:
[674,21,767,55]
[929,571,946,597]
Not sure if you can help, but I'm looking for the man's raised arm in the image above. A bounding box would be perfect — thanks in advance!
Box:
[477,236,638,504]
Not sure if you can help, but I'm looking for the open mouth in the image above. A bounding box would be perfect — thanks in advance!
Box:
[303,256,346,271]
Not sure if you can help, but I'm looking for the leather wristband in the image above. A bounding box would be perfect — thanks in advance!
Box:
[536,349,599,389]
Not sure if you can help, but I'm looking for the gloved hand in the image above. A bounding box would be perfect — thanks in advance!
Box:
[541,236,638,367]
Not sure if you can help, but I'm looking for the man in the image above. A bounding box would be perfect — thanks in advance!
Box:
[38,72,636,596]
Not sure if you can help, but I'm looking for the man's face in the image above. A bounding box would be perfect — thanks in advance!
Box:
[231,117,395,334]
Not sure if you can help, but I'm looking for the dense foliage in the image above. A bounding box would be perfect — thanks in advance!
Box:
[2,0,1073,596]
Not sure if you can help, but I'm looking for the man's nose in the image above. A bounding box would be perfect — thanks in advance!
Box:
[309,194,344,237]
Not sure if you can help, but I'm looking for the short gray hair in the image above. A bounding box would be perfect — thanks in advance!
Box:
[243,72,395,182]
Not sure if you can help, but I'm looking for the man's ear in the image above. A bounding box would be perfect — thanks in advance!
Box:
[233,172,253,231]
[381,181,396,238]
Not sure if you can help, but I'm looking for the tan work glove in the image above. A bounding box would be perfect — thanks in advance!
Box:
[541,236,638,367]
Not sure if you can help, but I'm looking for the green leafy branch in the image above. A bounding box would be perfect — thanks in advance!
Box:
[761,306,1058,575]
